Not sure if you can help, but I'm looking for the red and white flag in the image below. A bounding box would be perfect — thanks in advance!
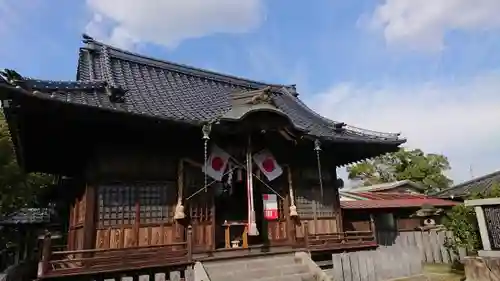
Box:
[202,145,230,181]
[253,149,283,181]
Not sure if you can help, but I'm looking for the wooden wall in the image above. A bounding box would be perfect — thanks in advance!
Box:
[343,208,447,233]
[67,194,85,251]
[95,223,183,249]
[293,166,340,237]
[79,144,188,251]
[91,144,180,181]
[342,210,371,232]
[72,142,343,251]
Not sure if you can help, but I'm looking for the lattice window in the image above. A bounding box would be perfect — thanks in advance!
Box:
[295,187,335,218]
[98,182,176,227]
[484,205,500,250]
[139,182,176,223]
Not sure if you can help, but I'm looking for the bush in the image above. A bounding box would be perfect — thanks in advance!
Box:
[443,183,500,255]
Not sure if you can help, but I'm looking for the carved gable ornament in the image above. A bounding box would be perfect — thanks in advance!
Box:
[221,86,287,121]
[247,87,273,105]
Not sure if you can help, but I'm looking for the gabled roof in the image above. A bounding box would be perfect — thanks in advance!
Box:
[434,170,500,199]
[0,35,405,145]
[349,180,424,193]
[340,191,457,209]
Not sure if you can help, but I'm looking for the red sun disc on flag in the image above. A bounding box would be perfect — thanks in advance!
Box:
[211,157,224,171]
[262,157,275,172]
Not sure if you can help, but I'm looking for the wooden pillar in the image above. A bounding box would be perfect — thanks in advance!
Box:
[187,226,193,262]
[332,167,343,233]
[23,230,29,260]
[37,232,52,278]
[303,221,310,251]
[68,199,78,250]
[284,194,293,245]
[285,165,297,245]
[370,214,377,243]
[82,185,97,251]
[176,159,186,243]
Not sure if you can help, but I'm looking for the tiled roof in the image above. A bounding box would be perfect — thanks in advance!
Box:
[340,191,457,209]
[434,170,500,199]
[341,191,425,200]
[0,208,54,225]
[341,198,457,209]
[0,35,405,145]
[349,180,424,192]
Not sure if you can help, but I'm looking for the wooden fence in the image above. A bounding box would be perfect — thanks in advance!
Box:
[377,230,467,264]
[329,244,422,281]
[326,230,467,281]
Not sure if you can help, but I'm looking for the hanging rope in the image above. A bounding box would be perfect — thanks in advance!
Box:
[228,155,285,200]
[314,139,324,197]
[185,165,239,201]
[202,124,211,192]
[184,152,285,201]
[287,165,298,217]
[174,159,185,220]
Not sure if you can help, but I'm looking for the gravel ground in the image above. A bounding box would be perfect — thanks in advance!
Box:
[384,264,464,281]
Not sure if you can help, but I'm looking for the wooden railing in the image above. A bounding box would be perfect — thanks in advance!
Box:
[302,221,377,251]
[37,226,194,278]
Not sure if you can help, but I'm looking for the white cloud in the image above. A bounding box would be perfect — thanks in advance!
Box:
[307,71,500,184]
[368,0,500,51]
[85,0,264,50]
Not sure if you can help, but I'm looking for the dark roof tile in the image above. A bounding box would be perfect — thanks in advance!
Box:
[1,36,406,145]
[434,170,500,198]
[341,198,457,209]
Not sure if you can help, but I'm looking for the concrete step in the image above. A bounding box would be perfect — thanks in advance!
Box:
[258,272,315,281]
[207,272,314,281]
[203,254,298,272]
[202,253,313,281]
[207,263,309,280]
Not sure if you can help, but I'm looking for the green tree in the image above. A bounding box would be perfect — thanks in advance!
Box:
[0,112,53,216]
[347,148,452,193]
[443,183,500,256]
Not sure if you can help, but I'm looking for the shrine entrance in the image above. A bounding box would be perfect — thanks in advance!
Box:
[213,170,267,250]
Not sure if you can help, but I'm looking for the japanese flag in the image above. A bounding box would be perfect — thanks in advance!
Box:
[202,145,230,181]
[253,149,283,181]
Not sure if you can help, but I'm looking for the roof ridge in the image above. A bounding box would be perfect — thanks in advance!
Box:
[81,34,294,91]
[435,169,500,195]
[292,97,403,140]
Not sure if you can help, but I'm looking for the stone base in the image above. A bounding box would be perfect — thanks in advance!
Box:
[479,250,500,258]
[463,256,500,281]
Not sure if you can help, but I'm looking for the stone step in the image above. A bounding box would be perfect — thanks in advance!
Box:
[203,254,298,272]
[208,272,314,281]
[258,272,315,281]
[207,264,309,280]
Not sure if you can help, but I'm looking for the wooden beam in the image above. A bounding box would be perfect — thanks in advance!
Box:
[82,185,97,252]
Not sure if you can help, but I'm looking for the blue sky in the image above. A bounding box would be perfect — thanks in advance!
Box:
[2,0,500,185]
